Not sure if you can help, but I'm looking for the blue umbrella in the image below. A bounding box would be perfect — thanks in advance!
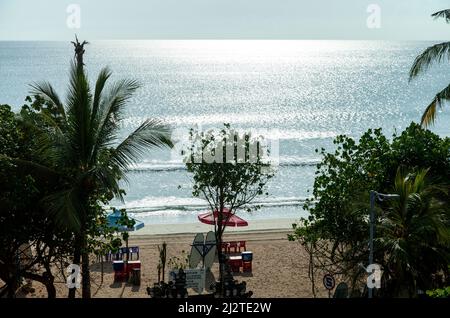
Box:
[107,209,145,232]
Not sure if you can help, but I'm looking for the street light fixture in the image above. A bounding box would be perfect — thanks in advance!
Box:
[368,190,400,299]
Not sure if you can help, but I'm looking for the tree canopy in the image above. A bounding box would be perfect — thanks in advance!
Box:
[290,123,450,297]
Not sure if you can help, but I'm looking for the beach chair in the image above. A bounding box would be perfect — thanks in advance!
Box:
[227,256,242,273]
[221,242,231,254]
[229,242,238,253]
[127,260,141,277]
[111,249,123,261]
[104,250,115,262]
[238,241,246,252]
[113,261,127,282]
[120,247,129,260]
[129,246,140,260]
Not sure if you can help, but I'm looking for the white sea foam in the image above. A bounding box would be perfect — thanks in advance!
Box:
[128,156,321,172]
[115,195,309,214]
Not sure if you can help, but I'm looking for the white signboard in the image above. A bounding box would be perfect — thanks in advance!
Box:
[169,269,205,294]
[185,269,205,291]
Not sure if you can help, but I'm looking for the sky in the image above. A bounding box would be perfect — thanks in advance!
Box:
[0,0,449,40]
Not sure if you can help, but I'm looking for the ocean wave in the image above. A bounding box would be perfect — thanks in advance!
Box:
[129,160,185,172]
[129,156,321,172]
[121,118,338,141]
[115,196,308,214]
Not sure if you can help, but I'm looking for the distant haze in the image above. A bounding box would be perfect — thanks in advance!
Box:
[0,0,449,40]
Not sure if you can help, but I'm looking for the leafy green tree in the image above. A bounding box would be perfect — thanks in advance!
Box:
[409,9,450,126]
[24,45,173,298]
[290,123,450,297]
[0,103,73,298]
[185,124,274,293]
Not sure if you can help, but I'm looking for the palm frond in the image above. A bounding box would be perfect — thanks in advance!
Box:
[409,41,450,79]
[29,81,66,120]
[98,78,140,126]
[412,168,429,193]
[110,119,173,172]
[41,188,82,232]
[65,61,93,165]
[91,163,127,201]
[91,67,112,127]
[89,79,140,164]
[420,82,450,127]
[432,9,450,23]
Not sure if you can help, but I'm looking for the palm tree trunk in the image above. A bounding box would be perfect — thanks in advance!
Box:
[81,230,91,298]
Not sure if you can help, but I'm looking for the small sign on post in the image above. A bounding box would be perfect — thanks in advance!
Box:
[323,273,335,298]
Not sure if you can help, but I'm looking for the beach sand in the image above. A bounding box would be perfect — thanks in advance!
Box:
[24,220,327,298]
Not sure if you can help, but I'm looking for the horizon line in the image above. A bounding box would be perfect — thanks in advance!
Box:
[0,38,447,42]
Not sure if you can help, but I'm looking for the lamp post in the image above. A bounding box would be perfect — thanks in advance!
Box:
[368,190,400,299]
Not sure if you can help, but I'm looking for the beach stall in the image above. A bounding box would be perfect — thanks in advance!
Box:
[106,209,144,284]
[197,208,252,273]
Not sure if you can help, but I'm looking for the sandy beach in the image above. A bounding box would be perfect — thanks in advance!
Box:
[25,223,327,298]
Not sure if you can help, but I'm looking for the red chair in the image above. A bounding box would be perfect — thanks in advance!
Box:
[127,260,141,271]
[221,242,229,254]
[229,242,238,253]
[113,260,141,282]
[129,246,140,260]
[113,261,128,281]
[239,241,246,252]
[227,256,242,273]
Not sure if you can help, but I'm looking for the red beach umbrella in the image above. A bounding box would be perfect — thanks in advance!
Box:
[198,208,248,227]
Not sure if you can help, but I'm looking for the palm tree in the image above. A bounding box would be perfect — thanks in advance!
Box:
[29,44,173,298]
[409,9,450,127]
[377,168,450,297]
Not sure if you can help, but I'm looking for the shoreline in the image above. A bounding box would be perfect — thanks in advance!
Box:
[129,217,298,236]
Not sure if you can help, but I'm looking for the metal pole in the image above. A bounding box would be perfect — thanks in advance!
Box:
[368,190,375,299]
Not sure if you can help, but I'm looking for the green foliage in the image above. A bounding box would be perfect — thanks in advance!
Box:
[168,250,190,270]
[426,265,450,298]
[377,168,450,297]
[389,124,450,184]
[0,102,73,298]
[409,8,450,126]
[113,208,136,246]
[426,286,450,298]
[291,123,450,297]
[185,123,274,218]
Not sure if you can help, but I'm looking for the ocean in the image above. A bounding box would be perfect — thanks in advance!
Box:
[1,40,449,226]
